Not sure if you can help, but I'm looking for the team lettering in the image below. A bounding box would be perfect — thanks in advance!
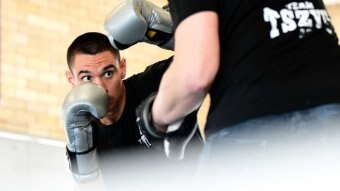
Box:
[263,1,332,39]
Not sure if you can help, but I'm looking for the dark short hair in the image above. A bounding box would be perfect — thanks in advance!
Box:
[66,32,120,70]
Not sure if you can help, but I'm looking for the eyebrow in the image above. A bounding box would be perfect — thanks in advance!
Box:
[77,64,116,77]
[103,65,115,71]
[78,70,90,77]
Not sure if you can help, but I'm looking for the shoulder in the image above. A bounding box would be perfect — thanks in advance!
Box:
[125,56,173,87]
[144,56,173,73]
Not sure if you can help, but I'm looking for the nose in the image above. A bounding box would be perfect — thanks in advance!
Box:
[93,79,108,93]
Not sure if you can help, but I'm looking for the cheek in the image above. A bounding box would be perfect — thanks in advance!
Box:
[106,78,123,97]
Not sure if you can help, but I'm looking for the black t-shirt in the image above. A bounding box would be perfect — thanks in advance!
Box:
[169,0,340,136]
[95,57,171,157]
[93,56,203,185]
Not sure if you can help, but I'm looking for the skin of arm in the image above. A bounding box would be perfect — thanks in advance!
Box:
[151,11,220,132]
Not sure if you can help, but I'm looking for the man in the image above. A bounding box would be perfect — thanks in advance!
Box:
[135,0,340,189]
[63,32,203,189]
[65,32,169,155]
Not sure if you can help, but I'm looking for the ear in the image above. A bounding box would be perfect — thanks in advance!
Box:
[65,71,76,87]
[119,57,127,79]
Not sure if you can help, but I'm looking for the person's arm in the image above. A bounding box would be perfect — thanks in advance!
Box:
[152,11,220,130]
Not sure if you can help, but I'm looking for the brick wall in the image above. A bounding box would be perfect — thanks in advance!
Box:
[0,0,174,140]
[0,1,339,141]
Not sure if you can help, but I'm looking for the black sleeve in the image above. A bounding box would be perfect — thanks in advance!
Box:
[169,0,218,28]
[142,56,173,87]
[125,56,173,106]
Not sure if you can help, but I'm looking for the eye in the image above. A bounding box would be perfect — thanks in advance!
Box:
[81,75,92,82]
[104,71,113,78]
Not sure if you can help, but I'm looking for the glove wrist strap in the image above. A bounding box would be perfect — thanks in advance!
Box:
[66,146,99,182]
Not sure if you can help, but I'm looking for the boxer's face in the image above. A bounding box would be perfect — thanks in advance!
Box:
[66,50,126,115]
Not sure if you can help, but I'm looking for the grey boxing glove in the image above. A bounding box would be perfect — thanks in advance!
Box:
[104,0,173,50]
[164,112,198,160]
[62,82,108,182]
[136,93,198,160]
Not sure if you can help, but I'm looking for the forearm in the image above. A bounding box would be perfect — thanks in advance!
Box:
[151,60,208,128]
[151,11,219,131]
